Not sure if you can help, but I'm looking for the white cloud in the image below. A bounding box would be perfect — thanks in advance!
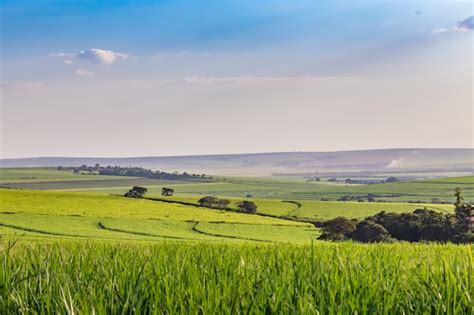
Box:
[50,48,131,65]
[432,28,448,34]
[432,16,473,34]
[49,52,76,64]
[455,16,474,32]
[74,69,95,77]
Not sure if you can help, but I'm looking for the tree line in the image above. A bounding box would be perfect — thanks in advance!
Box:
[123,187,257,214]
[197,196,257,213]
[61,164,211,181]
[319,188,472,243]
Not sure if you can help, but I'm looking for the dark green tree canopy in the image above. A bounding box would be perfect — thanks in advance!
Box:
[237,201,257,214]
[124,186,148,198]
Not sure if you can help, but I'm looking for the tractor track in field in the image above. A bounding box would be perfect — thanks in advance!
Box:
[191,222,271,243]
[142,196,324,227]
[96,222,190,240]
[281,200,302,216]
[0,222,87,238]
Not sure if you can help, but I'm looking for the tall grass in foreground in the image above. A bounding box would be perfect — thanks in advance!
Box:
[1,241,472,314]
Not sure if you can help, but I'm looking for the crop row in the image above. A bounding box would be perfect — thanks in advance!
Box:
[1,241,472,314]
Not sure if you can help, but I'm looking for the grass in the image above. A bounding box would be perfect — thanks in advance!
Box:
[1,241,472,314]
[0,170,472,313]
[0,189,316,243]
[0,167,129,184]
[1,168,472,203]
[195,222,320,243]
[141,195,454,220]
[290,200,454,220]
[56,175,474,203]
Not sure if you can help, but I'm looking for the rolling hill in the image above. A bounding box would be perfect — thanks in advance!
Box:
[0,148,472,176]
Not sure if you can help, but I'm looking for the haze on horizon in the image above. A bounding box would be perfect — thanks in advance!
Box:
[1,0,473,159]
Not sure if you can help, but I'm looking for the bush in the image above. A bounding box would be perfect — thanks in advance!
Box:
[237,201,257,214]
[318,217,357,241]
[161,187,174,196]
[197,196,230,209]
[198,196,219,207]
[318,188,473,243]
[351,221,393,243]
[124,186,148,198]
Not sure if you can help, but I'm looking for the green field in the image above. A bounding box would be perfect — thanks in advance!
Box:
[2,168,472,203]
[143,195,455,220]
[0,167,131,183]
[1,241,472,313]
[0,168,466,240]
[0,189,314,243]
[0,168,472,313]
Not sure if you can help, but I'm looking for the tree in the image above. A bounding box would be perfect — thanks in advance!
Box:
[369,209,455,242]
[385,177,400,183]
[453,188,473,243]
[318,217,357,241]
[124,186,148,198]
[215,199,230,209]
[196,196,230,209]
[161,187,174,196]
[237,201,257,214]
[351,221,392,243]
[198,196,219,207]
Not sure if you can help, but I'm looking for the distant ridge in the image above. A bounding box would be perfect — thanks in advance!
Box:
[1,148,472,176]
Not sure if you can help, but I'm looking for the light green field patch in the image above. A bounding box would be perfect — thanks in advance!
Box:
[292,200,454,220]
[0,189,305,225]
[0,167,129,184]
[100,218,214,241]
[195,222,320,243]
[0,213,165,241]
[151,194,454,220]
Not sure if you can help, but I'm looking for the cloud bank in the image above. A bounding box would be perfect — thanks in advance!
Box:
[433,16,474,34]
[51,48,130,65]
[456,16,474,31]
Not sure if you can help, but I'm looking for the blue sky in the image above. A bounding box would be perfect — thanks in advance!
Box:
[0,0,472,157]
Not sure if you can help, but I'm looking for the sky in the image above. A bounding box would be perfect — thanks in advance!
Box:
[0,0,473,158]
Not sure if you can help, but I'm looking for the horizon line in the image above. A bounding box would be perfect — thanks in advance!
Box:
[1,147,473,160]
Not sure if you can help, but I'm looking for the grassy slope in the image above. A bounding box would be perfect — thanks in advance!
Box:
[0,167,129,183]
[50,175,474,203]
[0,189,315,243]
[143,195,454,220]
[1,168,472,203]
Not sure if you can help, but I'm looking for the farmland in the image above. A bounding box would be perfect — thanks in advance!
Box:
[0,189,310,243]
[1,168,472,203]
[0,168,472,313]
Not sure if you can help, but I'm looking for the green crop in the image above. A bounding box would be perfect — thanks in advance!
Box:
[1,241,472,314]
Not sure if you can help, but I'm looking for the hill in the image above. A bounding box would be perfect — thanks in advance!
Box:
[1,148,472,176]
